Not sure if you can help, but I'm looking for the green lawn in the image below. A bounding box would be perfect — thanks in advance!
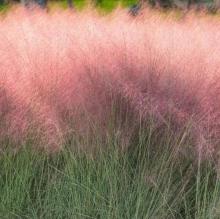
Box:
[48,0,139,12]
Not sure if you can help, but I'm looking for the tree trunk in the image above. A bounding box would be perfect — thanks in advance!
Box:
[67,0,74,8]
[214,0,220,9]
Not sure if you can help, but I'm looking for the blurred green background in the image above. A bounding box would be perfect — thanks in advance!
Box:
[0,0,217,14]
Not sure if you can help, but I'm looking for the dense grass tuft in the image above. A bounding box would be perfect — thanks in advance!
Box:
[0,126,219,218]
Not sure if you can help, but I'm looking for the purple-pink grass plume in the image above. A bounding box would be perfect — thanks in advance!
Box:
[0,7,220,157]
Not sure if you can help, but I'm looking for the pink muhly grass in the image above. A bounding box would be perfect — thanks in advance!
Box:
[0,7,220,156]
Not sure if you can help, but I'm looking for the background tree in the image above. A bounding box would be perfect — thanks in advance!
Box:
[67,0,73,8]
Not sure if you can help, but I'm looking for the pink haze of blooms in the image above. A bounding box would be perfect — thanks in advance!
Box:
[0,8,220,155]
